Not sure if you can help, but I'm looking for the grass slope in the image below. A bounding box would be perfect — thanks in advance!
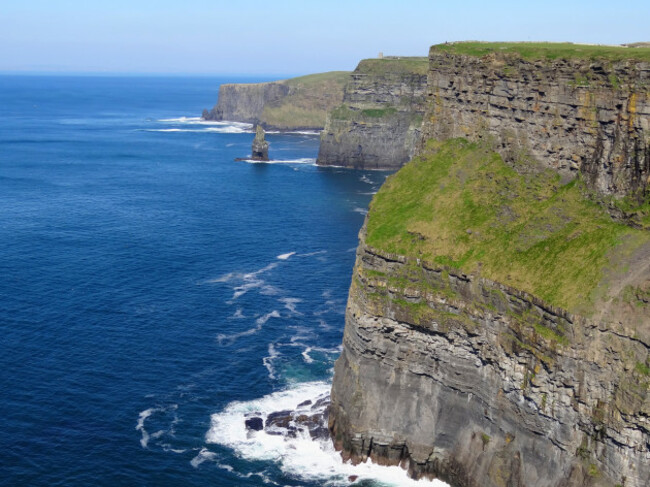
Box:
[366,139,650,314]
[356,57,429,75]
[261,71,349,129]
[432,42,650,62]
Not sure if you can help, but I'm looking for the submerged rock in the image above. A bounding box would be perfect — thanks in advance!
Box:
[251,125,269,161]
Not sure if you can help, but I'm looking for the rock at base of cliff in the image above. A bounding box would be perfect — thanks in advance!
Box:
[251,125,269,161]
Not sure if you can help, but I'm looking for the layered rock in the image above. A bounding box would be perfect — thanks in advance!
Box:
[330,235,650,487]
[317,57,428,170]
[422,45,650,199]
[203,72,349,131]
[251,125,269,161]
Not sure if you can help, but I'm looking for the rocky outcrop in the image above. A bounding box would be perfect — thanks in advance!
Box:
[251,125,269,161]
[203,72,349,131]
[422,46,650,199]
[317,58,428,170]
[330,235,650,487]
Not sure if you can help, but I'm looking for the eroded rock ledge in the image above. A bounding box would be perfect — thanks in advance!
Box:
[329,233,650,487]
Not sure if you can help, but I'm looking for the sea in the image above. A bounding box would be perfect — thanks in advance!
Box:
[0,75,447,486]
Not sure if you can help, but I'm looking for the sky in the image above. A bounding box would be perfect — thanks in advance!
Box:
[1,0,649,76]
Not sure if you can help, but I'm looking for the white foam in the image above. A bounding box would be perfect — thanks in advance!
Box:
[359,174,373,184]
[158,117,253,128]
[136,404,178,449]
[353,207,368,215]
[229,308,246,319]
[301,347,314,364]
[190,447,218,468]
[217,310,281,345]
[240,158,316,165]
[206,382,448,486]
[279,297,302,315]
[143,125,254,134]
[207,262,280,301]
[263,343,281,379]
[136,407,158,448]
[276,251,295,260]
[299,250,327,258]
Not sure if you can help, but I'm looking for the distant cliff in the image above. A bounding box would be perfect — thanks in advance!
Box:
[203,71,349,131]
[317,57,428,170]
[330,43,650,487]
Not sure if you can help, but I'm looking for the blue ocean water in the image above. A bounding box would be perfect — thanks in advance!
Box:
[0,75,447,486]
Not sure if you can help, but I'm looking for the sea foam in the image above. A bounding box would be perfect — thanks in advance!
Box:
[205,381,448,486]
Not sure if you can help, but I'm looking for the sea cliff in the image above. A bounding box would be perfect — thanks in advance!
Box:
[422,43,650,199]
[317,57,428,170]
[328,44,650,486]
[329,137,650,487]
[203,71,349,130]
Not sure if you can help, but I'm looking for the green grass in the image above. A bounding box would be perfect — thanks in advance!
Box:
[284,71,350,87]
[361,107,398,118]
[356,57,429,75]
[260,71,350,129]
[432,42,650,62]
[365,138,650,313]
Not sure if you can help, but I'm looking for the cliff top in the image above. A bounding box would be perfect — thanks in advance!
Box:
[356,57,429,75]
[365,138,650,331]
[431,41,650,62]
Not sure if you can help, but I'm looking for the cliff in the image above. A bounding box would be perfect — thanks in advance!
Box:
[203,71,349,130]
[330,138,650,486]
[422,42,650,200]
[317,57,428,170]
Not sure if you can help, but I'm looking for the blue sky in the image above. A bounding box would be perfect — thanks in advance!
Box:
[1,0,648,75]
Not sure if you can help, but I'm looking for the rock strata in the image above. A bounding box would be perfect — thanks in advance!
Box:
[251,125,269,161]
[317,57,428,170]
[422,47,650,198]
[330,234,650,487]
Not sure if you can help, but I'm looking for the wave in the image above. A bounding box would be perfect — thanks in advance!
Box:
[136,404,178,449]
[216,310,281,345]
[239,158,316,165]
[158,117,253,128]
[276,251,295,260]
[279,297,302,315]
[262,343,280,380]
[205,382,447,486]
[142,126,253,134]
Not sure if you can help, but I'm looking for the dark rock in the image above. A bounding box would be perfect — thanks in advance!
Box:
[297,399,312,408]
[265,410,293,429]
[251,125,269,162]
[244,417,264,431]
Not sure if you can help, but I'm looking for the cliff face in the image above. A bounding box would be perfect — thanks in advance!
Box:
[203,71,349,130]
[205,82,289,124]
[329,133,650,487]
[317,58,428,170]
[422,46,650,199]
[330,235,650,487]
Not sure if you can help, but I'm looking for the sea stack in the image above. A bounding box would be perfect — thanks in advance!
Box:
[251,125,269,161]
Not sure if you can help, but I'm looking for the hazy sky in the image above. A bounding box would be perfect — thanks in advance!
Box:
[2,0,648,75]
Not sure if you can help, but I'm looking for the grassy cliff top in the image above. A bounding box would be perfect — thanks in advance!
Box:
[261,71,349,129]
[366,139,650,318]
[431,42,650,62]
[356,57,429,75]
[283,71,350,87]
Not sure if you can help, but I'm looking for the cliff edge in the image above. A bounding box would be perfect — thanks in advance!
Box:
[330,138,650,487]
[203,71,349,131]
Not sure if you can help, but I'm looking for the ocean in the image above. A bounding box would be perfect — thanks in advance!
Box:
[0,75,446,486]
